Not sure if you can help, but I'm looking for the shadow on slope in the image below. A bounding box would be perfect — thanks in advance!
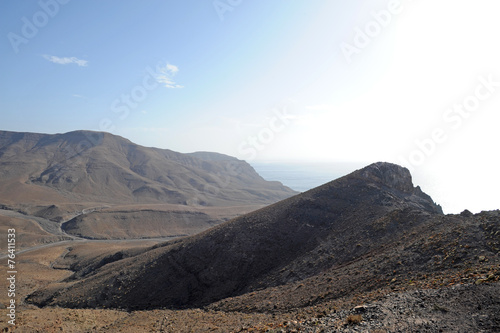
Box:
[26,162,455,310]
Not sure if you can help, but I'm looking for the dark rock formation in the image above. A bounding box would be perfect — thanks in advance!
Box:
[27,162,482,312]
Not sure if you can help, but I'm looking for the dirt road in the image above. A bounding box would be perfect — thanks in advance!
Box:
[0,209,180,259]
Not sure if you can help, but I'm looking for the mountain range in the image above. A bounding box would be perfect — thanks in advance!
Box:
[0,130,297,239]
[1,130,498,331]
[0,130,295,207]
[27,162,498,323]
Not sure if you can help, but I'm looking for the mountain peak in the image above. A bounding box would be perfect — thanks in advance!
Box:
[357,162,414,193]
[351,162,443,214]
[26,162,450,311]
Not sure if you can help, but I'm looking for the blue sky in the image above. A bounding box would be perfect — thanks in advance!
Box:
[1,0,500,213]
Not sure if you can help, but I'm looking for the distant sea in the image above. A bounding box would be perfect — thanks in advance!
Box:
[250,162,490,215]
[250,162,366,192]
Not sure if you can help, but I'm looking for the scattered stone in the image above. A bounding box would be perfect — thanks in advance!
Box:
[354,305,367,313]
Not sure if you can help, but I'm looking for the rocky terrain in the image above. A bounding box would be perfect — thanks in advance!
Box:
[1,161,498,332]
[0,130,296,239]
[297,283,500,332]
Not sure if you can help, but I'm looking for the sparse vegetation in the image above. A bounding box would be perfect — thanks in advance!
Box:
[345,314,363,325]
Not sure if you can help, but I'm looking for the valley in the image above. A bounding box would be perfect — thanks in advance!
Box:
[0,131,498,332]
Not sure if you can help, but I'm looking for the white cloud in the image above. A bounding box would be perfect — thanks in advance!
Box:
[155,62,183,88]
[43,55,88,67]
[165,63,179,74]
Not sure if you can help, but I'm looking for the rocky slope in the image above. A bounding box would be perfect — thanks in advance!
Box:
[15,162,500,332]
[0,130,297,239]
[27,162,476,311]
[298,282,500,332]
[0,130,296,208]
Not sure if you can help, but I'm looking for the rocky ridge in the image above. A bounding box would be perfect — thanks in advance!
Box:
[26,162,459,311]
[0,130,296,208]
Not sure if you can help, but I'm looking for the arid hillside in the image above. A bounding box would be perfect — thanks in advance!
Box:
[4,162,499,332]
[0,130,297,239]
[28,161,477,312]
[0,130,296,208]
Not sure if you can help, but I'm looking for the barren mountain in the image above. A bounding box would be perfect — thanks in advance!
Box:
[0,130,295,208]
[26,162,476,310]
[0,130,296,239]
[14,162,500,331]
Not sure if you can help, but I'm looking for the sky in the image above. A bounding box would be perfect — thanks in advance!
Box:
[1,0,499,214]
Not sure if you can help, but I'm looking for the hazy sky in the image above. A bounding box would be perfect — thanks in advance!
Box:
[1,0,499,213]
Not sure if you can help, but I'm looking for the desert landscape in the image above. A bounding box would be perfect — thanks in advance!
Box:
[1,133,499,332]
[3,1,500,331]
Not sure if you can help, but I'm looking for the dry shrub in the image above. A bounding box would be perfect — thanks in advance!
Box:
[345,314,362,325]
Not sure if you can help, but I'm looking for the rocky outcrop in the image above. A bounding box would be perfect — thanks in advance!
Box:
[26,162,456,311]
[354,162,443,214]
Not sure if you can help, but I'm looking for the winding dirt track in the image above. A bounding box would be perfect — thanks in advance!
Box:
[0,209,179,259]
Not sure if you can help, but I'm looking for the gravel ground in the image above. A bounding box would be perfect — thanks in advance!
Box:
[297,282,500,333]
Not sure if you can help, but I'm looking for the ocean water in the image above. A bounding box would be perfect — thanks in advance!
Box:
[250,162,366,192]
[250,162,495,215]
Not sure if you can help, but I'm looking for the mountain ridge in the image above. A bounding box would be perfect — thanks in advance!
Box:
[0,129,296,208]
[0,129,298,239]
[26,162,473,312]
